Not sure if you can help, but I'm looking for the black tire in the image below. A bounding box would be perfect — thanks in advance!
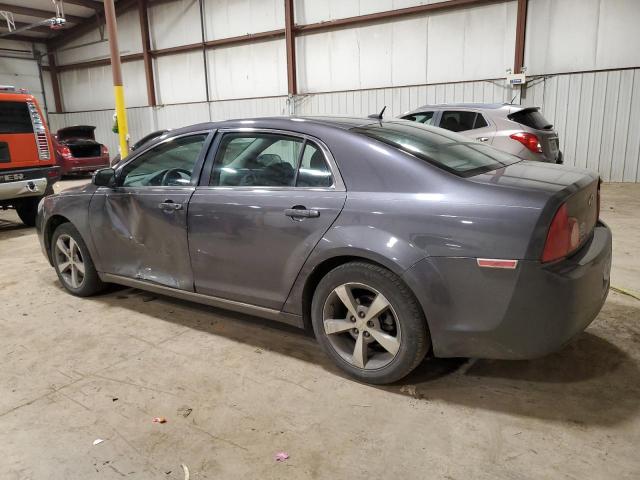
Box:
[51,222,105,297]
[311,261,430,384]
[15,197,40,227]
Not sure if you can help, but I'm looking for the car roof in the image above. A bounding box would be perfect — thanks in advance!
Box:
[167,116,381,137]
[0,92,37,103]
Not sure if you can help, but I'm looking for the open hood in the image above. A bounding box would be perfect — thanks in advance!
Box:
[57,125,96,141]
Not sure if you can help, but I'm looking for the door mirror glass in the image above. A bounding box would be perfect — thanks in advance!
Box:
[92,168,116,187]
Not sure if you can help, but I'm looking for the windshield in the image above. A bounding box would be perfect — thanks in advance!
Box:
[508,108,553,130]
[352,121,520,177]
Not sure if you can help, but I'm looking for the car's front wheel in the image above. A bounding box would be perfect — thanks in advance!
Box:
[311,261,430,384]
[51,223,105,296]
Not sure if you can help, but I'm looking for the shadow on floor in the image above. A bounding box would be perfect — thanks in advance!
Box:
[0,216,32,240]
[83,282,640,427]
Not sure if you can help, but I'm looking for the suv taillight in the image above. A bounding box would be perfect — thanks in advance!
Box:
[541,203,580,263]
[510,132,542,153]
[27,101,51,160]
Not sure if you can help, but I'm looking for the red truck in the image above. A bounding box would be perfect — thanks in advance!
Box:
[0,87,60,226]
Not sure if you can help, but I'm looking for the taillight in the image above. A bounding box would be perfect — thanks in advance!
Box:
[101,145,109,156]
[541,203,580,263]
[27,101,51,160]
[58,145,72,158]
[510,132,542,153]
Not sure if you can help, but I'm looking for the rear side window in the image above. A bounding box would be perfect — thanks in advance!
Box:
[440,111,487,132]
[402,112,435,125]
[353,121,519,177]
[0,101,33,134]
[508,109,553,130]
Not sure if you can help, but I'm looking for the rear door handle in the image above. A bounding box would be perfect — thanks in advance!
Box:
[158,200,183,211]
[477,137,490,142]
[285,206,320,219]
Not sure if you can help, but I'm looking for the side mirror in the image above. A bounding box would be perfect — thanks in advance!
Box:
[92,168,116,188]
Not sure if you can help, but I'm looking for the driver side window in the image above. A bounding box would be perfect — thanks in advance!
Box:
[121,134,208,187]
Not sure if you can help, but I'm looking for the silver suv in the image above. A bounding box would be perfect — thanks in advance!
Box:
[400,103,562,164]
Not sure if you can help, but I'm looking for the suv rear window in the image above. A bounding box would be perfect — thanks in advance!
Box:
[353,121,519,177]
[508,108,553,130]
[0,101,33,134]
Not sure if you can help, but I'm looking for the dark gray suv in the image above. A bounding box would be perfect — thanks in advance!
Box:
[37,117,609,384]
[401,103,562,164]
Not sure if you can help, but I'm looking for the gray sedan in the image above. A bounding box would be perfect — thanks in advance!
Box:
[36,117,612,384]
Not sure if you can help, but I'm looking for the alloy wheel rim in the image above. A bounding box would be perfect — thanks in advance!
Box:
[54,234,85,289]
[322,282,401,370]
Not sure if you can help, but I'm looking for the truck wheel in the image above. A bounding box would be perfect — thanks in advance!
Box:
[15,197,40,227]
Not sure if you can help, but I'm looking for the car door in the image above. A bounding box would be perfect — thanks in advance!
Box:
[89,131,212,290]
[438,110,496,144]
[188,129,347,310]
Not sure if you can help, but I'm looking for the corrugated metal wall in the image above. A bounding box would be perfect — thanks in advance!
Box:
[41,0,640,181]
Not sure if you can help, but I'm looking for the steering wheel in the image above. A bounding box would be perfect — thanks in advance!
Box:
[161,168,191,186]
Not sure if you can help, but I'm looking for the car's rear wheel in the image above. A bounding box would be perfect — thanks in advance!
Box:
[51,223,105,296]
[311,261,430,384]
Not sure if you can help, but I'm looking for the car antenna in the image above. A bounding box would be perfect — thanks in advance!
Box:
[368,106,386,120]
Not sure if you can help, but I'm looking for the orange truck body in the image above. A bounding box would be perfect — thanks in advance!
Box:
[0,89,60,225]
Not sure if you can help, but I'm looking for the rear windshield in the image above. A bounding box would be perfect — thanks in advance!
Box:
[352,121,520,177]
[508,108,553,130]
[0,101,33,134]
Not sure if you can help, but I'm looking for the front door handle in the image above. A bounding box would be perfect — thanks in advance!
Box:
[477,137,490,142]
[285,206,320,219]
[158,200,183,211]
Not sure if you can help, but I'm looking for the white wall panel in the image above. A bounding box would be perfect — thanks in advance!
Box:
[149,0,202,50]
[297,2,515,92]
[207,39,287,99]
[295,79,517,118]
[154,51,208,104]
[0,57,45,106]
[56,9,142,65]
[525,0,640,75]
[60,60,148,111]
[294,0,448,24]
[522,69,640,182]
[203,0,283,40]
[209,96,288,120]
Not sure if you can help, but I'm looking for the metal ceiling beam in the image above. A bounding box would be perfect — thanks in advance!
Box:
[284,0,297,96]
[513,0,528,74]
[0,3,84,23]
[47,0,138,50]
[63,0,104,10]
[0,21,56,35]
[296,0,506,34]
[0,33,42,43]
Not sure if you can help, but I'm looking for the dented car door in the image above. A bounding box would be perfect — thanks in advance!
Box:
[89,132,212,290]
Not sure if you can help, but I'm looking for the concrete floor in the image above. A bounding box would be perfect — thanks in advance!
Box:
[1,180,639,480]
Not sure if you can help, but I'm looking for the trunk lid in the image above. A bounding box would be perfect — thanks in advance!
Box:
[57,125,96,141]
[470,161,599,259]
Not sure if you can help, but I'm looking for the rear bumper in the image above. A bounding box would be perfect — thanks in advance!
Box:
[403,222,612,359]
[0,166,60,202]
[59,156,109,175]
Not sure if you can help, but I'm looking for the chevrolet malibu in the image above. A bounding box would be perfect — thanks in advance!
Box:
[36,117,612,384]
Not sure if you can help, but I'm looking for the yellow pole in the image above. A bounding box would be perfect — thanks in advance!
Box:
[114,85,128,157]
[104,0,129,158]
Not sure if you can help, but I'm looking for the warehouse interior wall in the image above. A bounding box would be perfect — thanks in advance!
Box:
[4,0,639,181]
[0,39,49,117]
